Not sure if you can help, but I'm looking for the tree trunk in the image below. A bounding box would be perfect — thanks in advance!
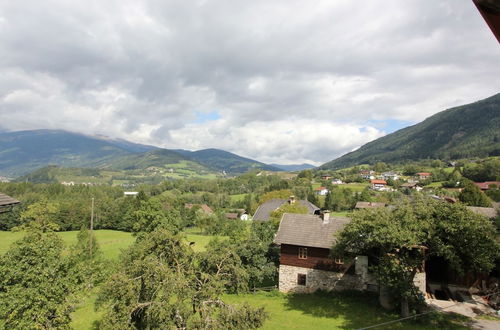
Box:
[400,296,410,318]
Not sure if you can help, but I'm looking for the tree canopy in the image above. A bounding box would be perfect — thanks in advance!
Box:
[332,197,499,316]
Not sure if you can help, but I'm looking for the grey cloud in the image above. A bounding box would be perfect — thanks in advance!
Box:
[0,0,498,164]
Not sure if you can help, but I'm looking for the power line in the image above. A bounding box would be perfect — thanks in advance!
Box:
[357,291,499,330]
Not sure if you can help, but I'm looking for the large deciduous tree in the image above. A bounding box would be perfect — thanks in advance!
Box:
[332,197,498,317]
[96,229,267,329]
[0,231,73,329]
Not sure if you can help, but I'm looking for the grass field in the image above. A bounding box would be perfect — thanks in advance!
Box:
[70,290,469,330]
[0,230,135,260]
[0,228,221,258]
[229,193,247,202]
[224,291,469,330]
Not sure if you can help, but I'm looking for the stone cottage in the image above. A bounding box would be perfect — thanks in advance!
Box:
[273,212,374,293]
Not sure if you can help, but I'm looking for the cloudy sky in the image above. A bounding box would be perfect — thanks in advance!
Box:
[0,0,499,165]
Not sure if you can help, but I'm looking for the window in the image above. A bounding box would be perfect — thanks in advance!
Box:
[298,247,307,259]
[297,274,306,286]
[334,258,344,264]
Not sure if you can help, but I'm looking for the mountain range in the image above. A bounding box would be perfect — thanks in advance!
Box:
[0,130,283,178]
[1,93,499,178]
[320,93,500,170]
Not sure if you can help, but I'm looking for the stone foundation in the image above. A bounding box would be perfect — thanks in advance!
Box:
[278,265,362,293]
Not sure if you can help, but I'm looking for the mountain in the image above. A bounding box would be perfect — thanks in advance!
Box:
[0,130,137,177]
[320,93,500,170]
[176,148,281,174]
[269,163,316,171]
[0,129,278,178]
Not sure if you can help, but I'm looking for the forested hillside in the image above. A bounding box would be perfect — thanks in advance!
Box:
[0,130,279,178]
[321,93,500,170]
[174,148,280,173]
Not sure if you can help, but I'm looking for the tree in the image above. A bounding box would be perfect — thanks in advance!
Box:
[374,162,388,173]
[459,181,492,207]
[0,231,73,329]
[269,203,308,228]
[18,199,60,232]
[96,229,267,329]
[258,189,293,204]
[132,199,182,234]
[332,198,498,317]
[67,226,106,290]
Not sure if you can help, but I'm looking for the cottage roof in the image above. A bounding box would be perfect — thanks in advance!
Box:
[253,198,319,221]
[371,179,387,185]
[274,213,351,249]
[184,203,213,214]
[0,193,20,208]
[416,172,431,176]
[473,181,500,190]
[467,206,498,219]
[355,201,386,209]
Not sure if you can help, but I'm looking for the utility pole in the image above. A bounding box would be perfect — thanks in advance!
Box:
[90,197,94,258]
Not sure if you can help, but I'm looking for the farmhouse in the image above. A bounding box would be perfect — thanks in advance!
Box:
[274,212,374,293]
[0,193,20,213]
[416,172,432,180]
[473,181,500,191]
[184,203,214,214]
[401,182,423,191]
[252,196,319,221]
[274,211,428,295]
[360,170,375,180]
[224,213,238,220]
[370,179,388,191]
[314,186,329,196]
[381,171,400,181]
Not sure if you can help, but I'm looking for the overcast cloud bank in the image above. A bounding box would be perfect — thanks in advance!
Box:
[1,0,499,165]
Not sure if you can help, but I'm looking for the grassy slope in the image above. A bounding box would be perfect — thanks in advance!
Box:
[321,93,500,170]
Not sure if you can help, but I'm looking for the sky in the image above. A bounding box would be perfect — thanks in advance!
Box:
[0,0,499,166]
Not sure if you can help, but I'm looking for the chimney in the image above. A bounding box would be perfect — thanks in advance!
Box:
[321,210,330,224]
[289,195,296,205]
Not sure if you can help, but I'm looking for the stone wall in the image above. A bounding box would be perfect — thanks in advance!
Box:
[413,271,426,295]
[279,255,426,295]
[278,264,363,293]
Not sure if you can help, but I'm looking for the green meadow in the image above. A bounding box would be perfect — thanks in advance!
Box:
[1,230,471,330]
[224,291,469,330]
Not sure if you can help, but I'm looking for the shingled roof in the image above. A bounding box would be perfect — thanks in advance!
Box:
[274,213,351,249]
[355,201,386,209]
[0,193,20,209]
[253,198,320,221]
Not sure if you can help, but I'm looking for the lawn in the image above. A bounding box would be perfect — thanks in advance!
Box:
[224,291,469,330]
[0,230,135,260]
[182,226,228,252]
[0,228,223,258]
[341,183,369,192]
[229,193,247,202]
[70,289,470,330]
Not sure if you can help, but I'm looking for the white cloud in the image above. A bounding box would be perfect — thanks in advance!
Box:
[170,119,384,165]
[0,0,498,165]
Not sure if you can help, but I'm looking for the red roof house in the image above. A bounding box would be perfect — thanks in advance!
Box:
[473,181,500,191]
